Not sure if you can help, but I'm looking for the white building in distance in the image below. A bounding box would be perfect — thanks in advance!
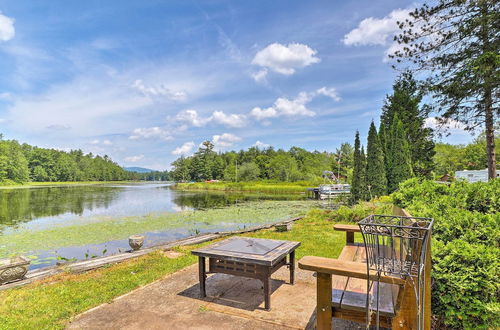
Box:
[455,169,499,183]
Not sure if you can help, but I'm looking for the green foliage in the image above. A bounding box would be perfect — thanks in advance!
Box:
[237,162,260,181]
[381,72,435,176]
[171,143,354,183]
[366,122,387,197]
[351,131,367,203]
[175,180,316,194]
[392,178,500,328]
[331,199,392,223]
[386,115,413,193]
[433,134,500,176]
[392,0,499,180]
[432,240,500,329]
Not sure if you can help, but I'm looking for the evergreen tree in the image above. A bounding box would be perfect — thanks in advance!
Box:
[386,115,413,192]
[350,131,366,203]
[366,122,387,197]
[392,0,498,179]
[359,146,367,201]
[381,72,435,177]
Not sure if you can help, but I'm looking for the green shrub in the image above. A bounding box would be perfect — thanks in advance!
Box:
[432,240,500,329]
[331,200,392,223]
[392,178,500,329]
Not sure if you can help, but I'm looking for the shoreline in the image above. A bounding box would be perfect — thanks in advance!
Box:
[0,180,171,189]
[173,181,317,194]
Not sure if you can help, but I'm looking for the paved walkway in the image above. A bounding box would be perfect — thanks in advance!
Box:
[68,262,318,329]
[68,259,367,330]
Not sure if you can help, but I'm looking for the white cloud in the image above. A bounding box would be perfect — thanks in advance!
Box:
[249,86,341,122]
[251,43,320,77]
[210,111,247,128]
[250,106,278,120]
[102,139,113,145]
[342,9,410,46]
[251,69,268,83]
[125,155,144,162]
[342,9,414,61]
[176,109,247,128]
[129,127,173,141]
[132,79,187,101]
[0,13,15,42]
[172,141,195,155]
[46,124,71,131]
[212,133,241,149]
[274,95,315,117]
[253,141,270,149]
[315,87,341,101]
[424,117,467,131]
[90,139,100,145]
[175,109,210,127]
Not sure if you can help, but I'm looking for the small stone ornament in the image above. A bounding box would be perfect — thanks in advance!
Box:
[129,235,145,251]
[275,222,292,232]
[0,256,30,285]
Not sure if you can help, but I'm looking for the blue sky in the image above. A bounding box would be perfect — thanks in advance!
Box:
[0,0,474,170]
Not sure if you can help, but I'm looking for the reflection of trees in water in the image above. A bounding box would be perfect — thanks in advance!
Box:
[172,192,303,210]
[0,186,121,228]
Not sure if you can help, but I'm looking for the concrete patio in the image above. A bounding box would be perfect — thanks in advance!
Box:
[68,259,364,329]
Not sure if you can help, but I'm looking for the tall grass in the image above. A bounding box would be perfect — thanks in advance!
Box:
[174,180,321,194]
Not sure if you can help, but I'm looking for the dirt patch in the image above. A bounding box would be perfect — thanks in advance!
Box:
[163,251,184,259]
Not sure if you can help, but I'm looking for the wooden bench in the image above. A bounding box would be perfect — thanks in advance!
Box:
[299,207,431,329]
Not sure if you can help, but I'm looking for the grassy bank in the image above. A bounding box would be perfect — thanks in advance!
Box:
[0,201,390,329]
[174,180,320,194]
[0,181,142,189]
[0,200,316,259]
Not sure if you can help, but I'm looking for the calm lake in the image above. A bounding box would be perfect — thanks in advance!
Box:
[0,183,310,270]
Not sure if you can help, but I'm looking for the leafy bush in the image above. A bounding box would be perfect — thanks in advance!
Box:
[331,199,392,223]
[392,179,500,329]
[432,240,500,329]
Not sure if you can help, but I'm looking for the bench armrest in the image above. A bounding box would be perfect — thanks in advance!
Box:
[334,224,360,243]
[298,256,405,285]
[333,224,360,232]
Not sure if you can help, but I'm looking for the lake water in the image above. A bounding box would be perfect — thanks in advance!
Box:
[0,183,308,270]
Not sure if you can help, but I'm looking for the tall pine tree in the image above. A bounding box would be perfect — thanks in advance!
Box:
[378,122,389,173]
[381,72,435,177]
[387,114,413,192]
[366,122,387,197]
[359,146,367,201]
[392,0,498,180]
[350,131,366,203]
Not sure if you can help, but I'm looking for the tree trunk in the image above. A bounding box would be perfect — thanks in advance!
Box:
[485,92,496,180]
[481,2,496,180]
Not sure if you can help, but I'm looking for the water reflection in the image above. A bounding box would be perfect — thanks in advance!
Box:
[0,183,306,269]
[0,183,304,232]
[0,185,121,230]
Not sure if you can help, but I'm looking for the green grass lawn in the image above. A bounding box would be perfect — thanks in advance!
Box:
[0,208,366,330]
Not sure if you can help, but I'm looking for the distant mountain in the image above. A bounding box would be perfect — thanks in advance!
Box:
[123,167,155,173]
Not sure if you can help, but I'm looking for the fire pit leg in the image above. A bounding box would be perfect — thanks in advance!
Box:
[199,256,206,298]
[263,274,271,310]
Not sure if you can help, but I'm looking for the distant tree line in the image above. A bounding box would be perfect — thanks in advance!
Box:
[0,134,169,184]
[170,141,354,183]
